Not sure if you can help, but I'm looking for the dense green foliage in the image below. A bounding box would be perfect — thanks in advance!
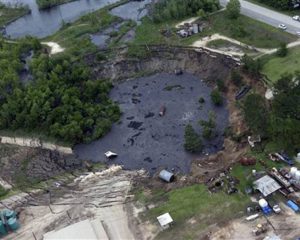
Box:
[210,89,223,106]
[226,0,241,19]
[199,111,216,139]
[184,124,203,152]
[276,42,288,57]
[152,0,219,23]
[242,55,262,77]
[242,93,268,135]
[0,40,120,144]
[243,74,300,151]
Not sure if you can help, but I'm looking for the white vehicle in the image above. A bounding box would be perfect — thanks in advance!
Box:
[273,204,281,214]
[292,15,300,21]
[278,24,287,30]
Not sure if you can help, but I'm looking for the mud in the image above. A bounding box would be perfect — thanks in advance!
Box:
[74,73,229,174]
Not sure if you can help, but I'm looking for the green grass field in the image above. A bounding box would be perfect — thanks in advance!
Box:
[133,11,296,49]
[139,184,249,240]
[261,46,300,82]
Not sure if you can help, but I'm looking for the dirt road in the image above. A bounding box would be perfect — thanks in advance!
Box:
[3,166,146,240]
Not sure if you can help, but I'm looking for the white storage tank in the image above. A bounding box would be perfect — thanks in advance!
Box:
[295,171,300,181]
[259,199,268,208]
[159,170,175,183]
[290,167,298,178]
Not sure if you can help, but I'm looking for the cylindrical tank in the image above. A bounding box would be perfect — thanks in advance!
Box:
[290,167,297,178]
[295,171,300,181]
[192,24,199,34]
[0,220,7,235]
[7,218,19,231]
[159,170,175,182]
[259,199,268,208]
[4,210,16,219]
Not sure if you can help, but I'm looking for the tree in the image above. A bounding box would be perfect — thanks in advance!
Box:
[242,55,262,77]
[276,42,288,57]
[226,0,241,19]
[199,111,216,139]
[210,89,223,106]
[231,70,243,86]
[184,124,203,152]
[242,93,268,135]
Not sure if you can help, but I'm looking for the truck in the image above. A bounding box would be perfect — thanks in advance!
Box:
[272,152,294,166]
[259,199,272,215]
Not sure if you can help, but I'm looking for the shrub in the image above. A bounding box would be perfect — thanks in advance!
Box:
[199,112,216,139]
[184,124,203,153]
[231,70,243,86]
[226,0,241,19]
[276,42,288,57]
[217,79,226,92]
[210,89,223,106]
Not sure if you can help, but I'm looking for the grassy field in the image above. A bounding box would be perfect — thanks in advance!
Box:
[139,184,249,240]
[0,3,30,27]
[209,11,297,48]
[261,46,300,82]
[133,11,297,49]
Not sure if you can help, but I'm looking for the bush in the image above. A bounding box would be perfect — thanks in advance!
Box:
[231,70,243,86]
[199,97,205,103]
[199,111,216,139]
[226,0,241,19]
[210,89,223,106]
[217,79,226,92]
[184,124,203,153]
[242,55,262,77]
[276,42,288,57]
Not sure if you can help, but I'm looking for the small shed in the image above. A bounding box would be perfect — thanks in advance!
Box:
[253,175,281,197]
[157,213,173,229]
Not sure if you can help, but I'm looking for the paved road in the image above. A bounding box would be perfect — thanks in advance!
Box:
[220,0,300,36]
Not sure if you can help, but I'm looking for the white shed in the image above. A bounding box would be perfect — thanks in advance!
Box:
[157,213,173,229]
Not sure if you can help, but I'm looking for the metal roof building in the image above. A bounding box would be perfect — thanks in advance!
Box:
[253,175,281,197]
[157,213,173,229]
[43,218,109,240]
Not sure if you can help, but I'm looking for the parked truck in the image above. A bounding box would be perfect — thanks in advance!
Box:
[287,200,300,212]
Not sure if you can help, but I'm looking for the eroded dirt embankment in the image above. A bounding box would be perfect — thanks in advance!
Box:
[87,45,238,83]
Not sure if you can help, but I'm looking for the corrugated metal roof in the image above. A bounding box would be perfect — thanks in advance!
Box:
[157,213,173,227]
[254,175,281,197]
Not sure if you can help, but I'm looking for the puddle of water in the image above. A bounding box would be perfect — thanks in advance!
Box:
[74,73,229,174]
[110,0,152,23]
[2,0,119,38]
[90,34,110,48]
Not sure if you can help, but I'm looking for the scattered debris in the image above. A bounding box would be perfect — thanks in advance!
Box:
[104,151,118,159]
[247,135,261,148]
[239,156,256,166]
[159,105,166,117]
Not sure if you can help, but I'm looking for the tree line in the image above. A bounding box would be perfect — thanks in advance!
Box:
[0,38,120,145]
[152,0,220,23]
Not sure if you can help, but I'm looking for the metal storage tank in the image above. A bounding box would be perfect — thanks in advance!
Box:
[4,210,15,219]
[290,167,297,178]
[0,220,7,235]
[7,217,19,231]
[259,199,268,208]
[159,170,175,182]
[192,24,199,34]
[295,171,300,181]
